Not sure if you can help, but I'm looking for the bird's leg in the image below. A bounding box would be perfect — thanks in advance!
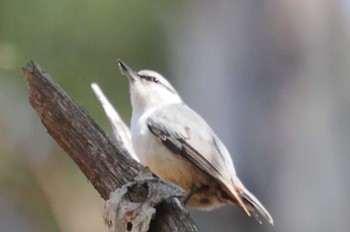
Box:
[182,185,199,205]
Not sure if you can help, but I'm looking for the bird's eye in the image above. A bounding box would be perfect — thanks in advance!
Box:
[153,77,159,83]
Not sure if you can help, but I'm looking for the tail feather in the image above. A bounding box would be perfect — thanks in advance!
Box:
[239,186,274,225]
[227,185,252,217]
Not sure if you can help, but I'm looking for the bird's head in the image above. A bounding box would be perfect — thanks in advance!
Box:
[118,60,182,113]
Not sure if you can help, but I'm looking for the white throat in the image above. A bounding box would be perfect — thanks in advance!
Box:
[130,82,182,117]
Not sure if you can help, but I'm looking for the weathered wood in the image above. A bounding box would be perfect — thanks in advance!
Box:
[23,61,141,198]
[22,60,200,232]
[104,169,184,232]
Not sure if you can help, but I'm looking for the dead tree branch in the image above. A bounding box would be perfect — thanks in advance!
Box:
[22,60,200,232]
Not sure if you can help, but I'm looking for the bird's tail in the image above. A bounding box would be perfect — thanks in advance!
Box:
[226,178,273,224]
[232,183,274,224]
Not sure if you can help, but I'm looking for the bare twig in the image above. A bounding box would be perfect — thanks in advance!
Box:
[91,83,138,162]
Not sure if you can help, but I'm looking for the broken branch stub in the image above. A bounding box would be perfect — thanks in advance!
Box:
[104,168,184,232]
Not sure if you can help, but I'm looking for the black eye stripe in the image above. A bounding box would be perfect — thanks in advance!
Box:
[138,74,177,94]
[139,74,158,82]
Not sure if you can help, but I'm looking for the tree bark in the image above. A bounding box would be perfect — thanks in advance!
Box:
[22,60,200,232]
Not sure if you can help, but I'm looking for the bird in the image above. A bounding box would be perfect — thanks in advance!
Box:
[117,59,273,224]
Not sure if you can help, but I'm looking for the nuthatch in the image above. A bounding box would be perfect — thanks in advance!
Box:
[118,60,273,224]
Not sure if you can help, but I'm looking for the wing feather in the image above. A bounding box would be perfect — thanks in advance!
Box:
[147,104,250,215]
[146,104,232,183]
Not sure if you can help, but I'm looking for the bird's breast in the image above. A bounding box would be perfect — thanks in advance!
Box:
[131,113,200,190]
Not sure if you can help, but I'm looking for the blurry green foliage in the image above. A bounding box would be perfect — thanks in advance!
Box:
[0,0,169,125]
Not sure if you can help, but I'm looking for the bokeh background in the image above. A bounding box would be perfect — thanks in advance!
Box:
[1,1,350,232]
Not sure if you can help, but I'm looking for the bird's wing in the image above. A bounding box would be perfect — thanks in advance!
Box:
[146,103,235,186]
[147,104,273,224]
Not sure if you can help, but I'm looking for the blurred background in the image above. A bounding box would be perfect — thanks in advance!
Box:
[1,0,349,231]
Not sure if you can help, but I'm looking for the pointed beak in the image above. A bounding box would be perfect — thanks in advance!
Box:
[117,59,139,82]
